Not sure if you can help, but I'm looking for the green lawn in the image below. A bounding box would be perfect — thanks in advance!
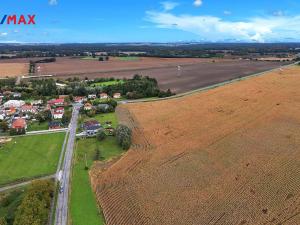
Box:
[27,121,49,132]
[78,112,118,132]
[90,80,124,87]
[81,56,99,60]
[70,113,123,225]
[117,56,140,61]
[0,133,65,185]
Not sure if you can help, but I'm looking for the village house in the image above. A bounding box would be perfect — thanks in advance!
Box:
[21,104,37,114]
[4,100,25,108]
[47,98,64,107]
[88,94,97,99]
[51,107,64,119]
[32,100,43,106]
[84,103,93,111]
[74,96,86,104]
[49,121,63,130]
[113,93,121,99]
[11,118,27,132]
[99,93,109,99]
[0,110,5,120]
[82,120,102,136]
[5,107,16,116]
[12,92,22,98]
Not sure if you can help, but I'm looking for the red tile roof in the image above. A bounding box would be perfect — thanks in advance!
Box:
[48,99,64,105]
[12,118,26,129]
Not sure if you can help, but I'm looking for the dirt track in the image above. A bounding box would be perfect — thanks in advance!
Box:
[91,66,300,225]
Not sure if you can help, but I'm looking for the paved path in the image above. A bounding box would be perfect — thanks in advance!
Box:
[0,174,55,193]
[26,128,68,135]
[54,104,80,225]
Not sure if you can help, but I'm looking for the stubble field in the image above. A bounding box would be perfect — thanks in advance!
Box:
[0,62,28,77]
[91,65,300,225]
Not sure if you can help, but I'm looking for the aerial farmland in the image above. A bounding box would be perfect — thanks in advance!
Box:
[91,65,300,225]
[0,56,287,93]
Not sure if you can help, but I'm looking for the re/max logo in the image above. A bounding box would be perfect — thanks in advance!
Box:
[0,15,36,25]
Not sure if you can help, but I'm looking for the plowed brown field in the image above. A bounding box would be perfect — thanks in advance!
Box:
[0,63,28,77]
[91,65,300,225]
[37,57,285,93]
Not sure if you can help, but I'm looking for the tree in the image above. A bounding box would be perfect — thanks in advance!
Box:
[96,129,106,141]
[0,121,8,132]
[13,180,54,225]
[115,125,132,150]
[0,218,7,225]
[86,109,96,117]
[62,110,72,125]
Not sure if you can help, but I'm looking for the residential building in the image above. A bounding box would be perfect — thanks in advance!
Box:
[49,121,62,130]
[84,103,93,111]
[47,98,64,107]
[5,107,16,116]
[11,118,27,131]
[4,100,25,108]
[32,100,43,106]
[100,93,109,99]
[13,92,22,98]
[74,96,86,104]
[21,104,37,114]
[82,120,102,136]
[88,94,97,99]
[52,107,64,119]
[113,93,121,99]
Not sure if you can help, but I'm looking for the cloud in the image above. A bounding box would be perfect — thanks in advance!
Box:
[0,32,8,36]
[194,0,203,7]
[49,0,58,6]
[161,1,179,11]
[224,10,232,15]
[272,10,284,17]
[146,10,300,42]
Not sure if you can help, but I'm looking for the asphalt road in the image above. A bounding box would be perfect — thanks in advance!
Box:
[54,104,80,225]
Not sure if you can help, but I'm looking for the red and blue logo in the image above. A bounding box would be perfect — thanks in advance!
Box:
[0,15,36,25]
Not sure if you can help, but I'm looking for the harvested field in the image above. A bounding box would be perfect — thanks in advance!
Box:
[0,62,28,77]
[38,57,286,93]
[91,65,300,225]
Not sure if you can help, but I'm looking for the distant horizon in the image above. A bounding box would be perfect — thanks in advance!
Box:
[1,41,300,45]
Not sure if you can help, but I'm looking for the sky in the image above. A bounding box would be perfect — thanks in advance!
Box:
[0,0,300,43]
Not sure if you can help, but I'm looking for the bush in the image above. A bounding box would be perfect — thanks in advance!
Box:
[96,129,106,141]
[9,128,25,136]
[115,125,132,150]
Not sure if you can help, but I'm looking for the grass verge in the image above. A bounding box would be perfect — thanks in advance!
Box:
[70,113,123,225]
